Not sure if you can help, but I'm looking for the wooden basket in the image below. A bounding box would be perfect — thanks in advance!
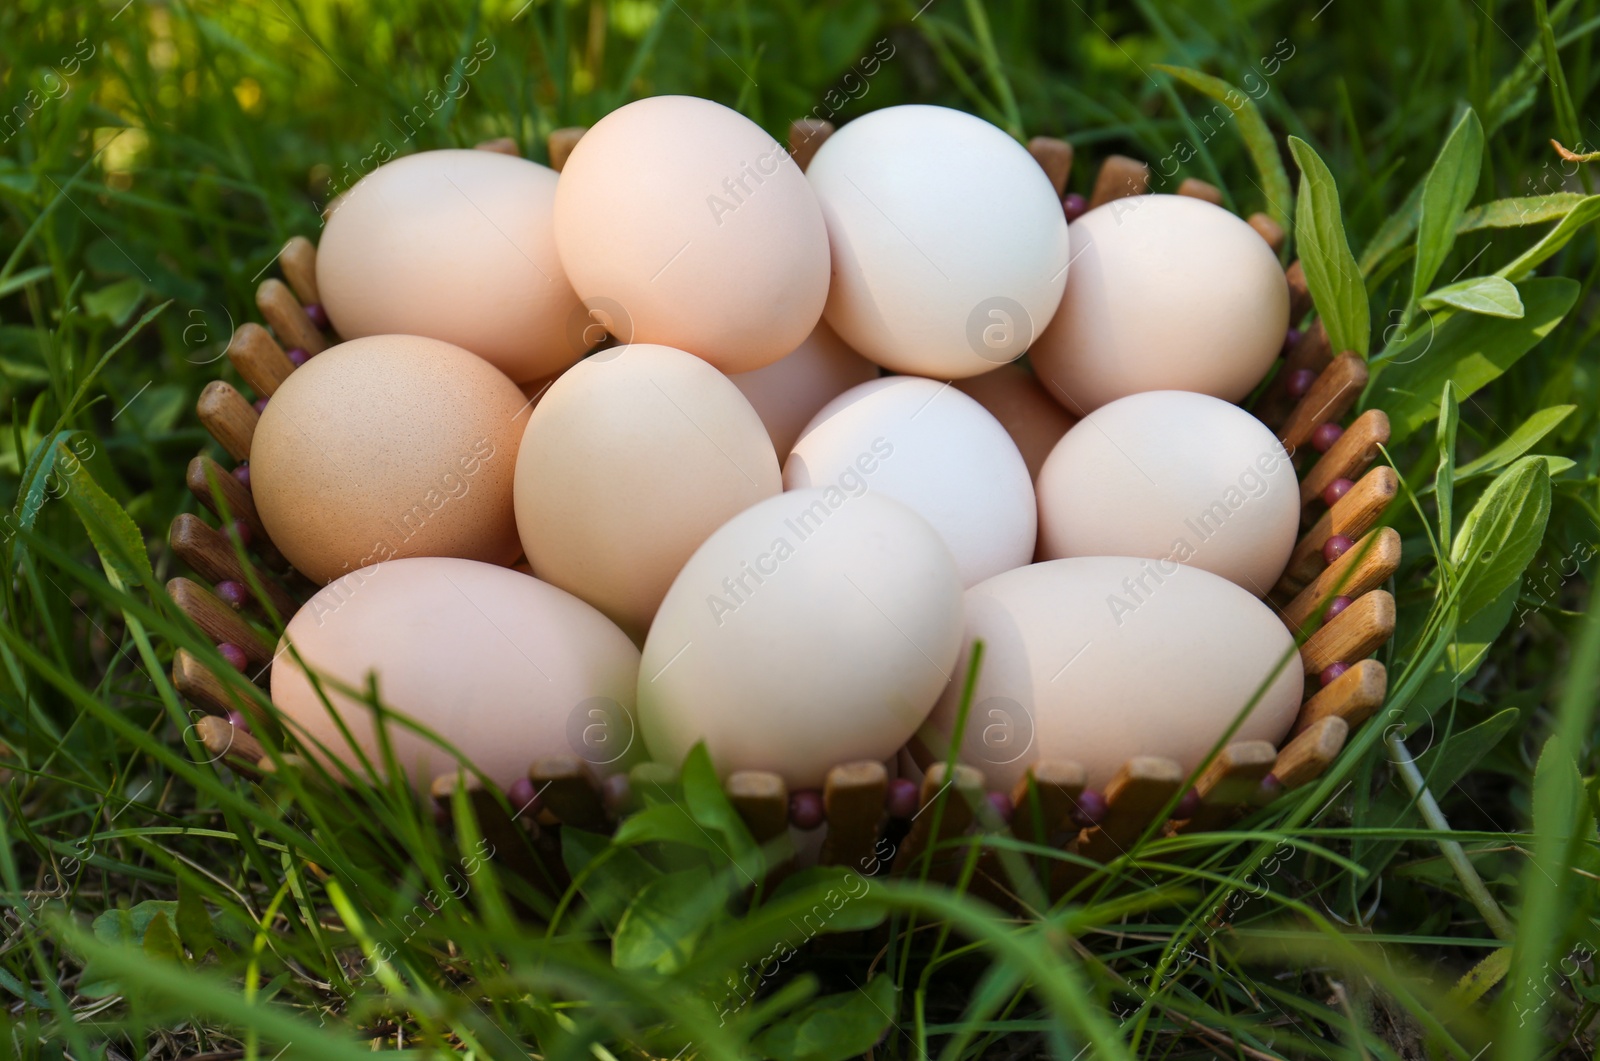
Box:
[168,123,1399,898]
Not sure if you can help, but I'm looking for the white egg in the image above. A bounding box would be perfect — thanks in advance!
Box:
[924,557,1303,791]
[805,105,1071,379]
[785,376,1036,587]
[1029,194,1289,415]
[638,489,963,787]
[1036,391,1298,595]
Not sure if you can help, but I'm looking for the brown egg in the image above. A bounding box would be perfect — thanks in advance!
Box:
[727,320,878,461]
[317,150,584,383]
[952,362,1078,481]
[553,96,830,374]
[252,335,528,584]
[514,344,781,641]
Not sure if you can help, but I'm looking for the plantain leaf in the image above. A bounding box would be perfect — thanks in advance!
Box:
[1155,64,1292,230]
[1458,193,1587,231]
[1436,383,1459,549]
[1420,276,1524,318]
[613,866,723,973]
[754,974,897,1061]
[1413,109,1484,303]
[1455,405,1575,481]
[1450,457,1552,624]
[59,452,154,591]
[1288,137,1369,356]
[1496,195,1600,279]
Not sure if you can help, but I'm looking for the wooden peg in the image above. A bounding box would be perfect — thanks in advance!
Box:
[227,323,296,399]
[256,279,328,355]
[1027,136,1074,197]
[184,455,287,570]
[1292,658,1387,736]
[1176,177,1223,206]
[1088,155,1149,209]
[1300,590,1395,675]
[1010,760,1085,842]
[820,760,887,869]
[1258,320,1332,428]
[279,236,321,307]
[1273,716,1348,789]
[196,381,258,463]
[788,119,834,172]
[195,714,266,773]
[168,513,300,619]
[1178,741,1278,834]
[173,647,240,717]
[1248,212,1285,254]
[1278,353,1369,456]
[1279,466,1399,591]
[473,137,520,157]
[529,756,609,833]
[1282,528,1402,634]
[893,762,983,876]
[547,127,587,172]
[1300,409,1391,508]
[430,771,554,894]
[1285,260,1312,323]
[726,770,788,845]
[1076,756,1184,863]
[167,577,277,671]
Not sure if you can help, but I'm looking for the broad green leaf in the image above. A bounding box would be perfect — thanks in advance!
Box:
[59,454,155,590]
[175,876,219,961]
[82,278,147,327]
[1496,195,1600,279]
[1367,277,1577,441]
[142,908,184,961]
[1450,457,1552,623]
[681,743,758,867]
[754,974,897,1061]
[1436,383,1459,548]
[1458,193,1586,232]
[1154,64,1291,230]
[80,902,181,997]
[562,829,661,934]
[1456,405,1576,480]
[613,866,722,973]
[768,867,888,934]
[1288,137,1369,356]
[1413,109,1484,303]
[1360,179,1424,275]
[1404,584,1520,728]
[613,800,729,856]
[1419,276,1524,318]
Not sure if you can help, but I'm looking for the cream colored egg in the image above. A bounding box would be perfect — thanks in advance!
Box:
[785,377,1035,587]
[317,150,584,383]
[952,362,1077,482]
[727,320,878,460]
[553,96,830,373]
[925,557,1302,791]
[514,344,780,641]
[252,335,528,585]
[1036,391,1298,595]
[1030,194,1289,415]
[271,557,641,791]
[638,489,963,787]
[805,105,1070,379]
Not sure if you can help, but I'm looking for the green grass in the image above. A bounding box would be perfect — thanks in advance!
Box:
[3,0,1600,1058]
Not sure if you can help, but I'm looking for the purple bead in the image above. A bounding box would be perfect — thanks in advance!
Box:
[507,777,539,817]
[225,709,251,733]
[1175,787,1201,819]
[215,580,249,609]
[1257,774,1283,802]
[230,518,253,547]
[253,396,269,414]
[886,778,919,819]
[303,303,331,331]
[1322,477,1355,506]
[1286,368,1317,398]
[1326,595,1353,620]
[1063,193,1088,223]
[1320,662,1350,687]
[789,789,825,830]
[232,464,252,489]
[1073,789,1108,826]
[286,348,309,367]
[1311,422,1344,453]
[985,790,1013,824]
[217,643,249,672]
[1323,534,1354,564]
[1284,327,1303,354]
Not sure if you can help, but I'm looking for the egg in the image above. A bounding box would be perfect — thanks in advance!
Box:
[271,557,640,791]
[316,150,584,383]
[514,344,780,641]
[1029,194,1289,415]
[252,335,528,585]
[727,320,879,461]
[1036,391,1298,595]
[952,362,1077,482]
[638,489,963,787]
[924,557,1302,791]
[553,96,829,373]
[804,105,1070,379]
[785,377,1035,587]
